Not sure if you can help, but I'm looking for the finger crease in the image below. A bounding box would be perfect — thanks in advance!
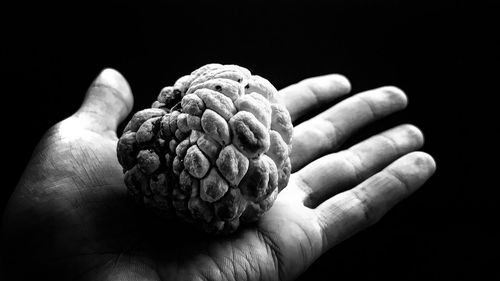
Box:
[321,119,345,150]
[301,84,322,109]
[350,189,375,226]
[91,83,132,113]
[357,95,380,120]
[385,169,412,194]
[256,230,283,281]
[315,211,333,253]
[378,133,402,155]
[342,150,365,183]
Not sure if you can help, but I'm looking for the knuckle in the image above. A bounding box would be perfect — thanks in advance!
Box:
[386,168,413,194]
[321,118,344,150]
[356,94,381,119]
[351,189,379,226]
[301,73,352,95]
[340,150,365,183]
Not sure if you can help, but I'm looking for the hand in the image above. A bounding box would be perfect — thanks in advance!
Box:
[1,69,435,281]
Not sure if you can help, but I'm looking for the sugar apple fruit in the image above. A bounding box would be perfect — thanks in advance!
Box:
[117,63,293,235]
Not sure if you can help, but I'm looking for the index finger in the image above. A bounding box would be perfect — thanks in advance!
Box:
[278,74,351,123]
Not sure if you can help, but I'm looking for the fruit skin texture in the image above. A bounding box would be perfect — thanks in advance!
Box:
[117,63,293,235]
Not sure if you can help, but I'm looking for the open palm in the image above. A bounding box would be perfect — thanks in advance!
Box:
[2,69,435,281]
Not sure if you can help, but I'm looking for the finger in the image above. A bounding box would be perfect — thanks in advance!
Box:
[291,86,408,171]
[73,68,134,138]
[294,124,424,207]
[315,151,436,251]
[278,74,351,122]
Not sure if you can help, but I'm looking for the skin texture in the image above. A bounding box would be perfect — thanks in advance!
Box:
[1,69,436,281]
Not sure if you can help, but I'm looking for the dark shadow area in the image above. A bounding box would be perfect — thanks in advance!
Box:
[2,1,498,279]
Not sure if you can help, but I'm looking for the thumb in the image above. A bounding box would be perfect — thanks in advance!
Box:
[74,68,134,137]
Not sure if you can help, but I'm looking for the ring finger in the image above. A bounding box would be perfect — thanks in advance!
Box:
[291,86,408,171]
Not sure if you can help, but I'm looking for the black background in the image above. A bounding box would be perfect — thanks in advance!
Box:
[1,1,498,280]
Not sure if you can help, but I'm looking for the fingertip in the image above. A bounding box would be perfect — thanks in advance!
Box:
[329,74,352,94]
[92,68,134,115]
[399,124,425,148]
[408,151,437,175]
[379,86,408,109]
[387,151,437,190]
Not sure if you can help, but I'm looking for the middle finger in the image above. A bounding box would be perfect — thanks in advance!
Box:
[294,124,424,207]
[290,86,408,171]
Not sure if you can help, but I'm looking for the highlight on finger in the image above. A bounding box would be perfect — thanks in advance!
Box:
[294,124,425,208]
[315,151,436,251]
[278,74,351,123]
[291,86,408,171]
[74,68,134,137]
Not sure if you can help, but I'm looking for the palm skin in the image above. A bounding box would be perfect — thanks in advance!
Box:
[2,69,436,281]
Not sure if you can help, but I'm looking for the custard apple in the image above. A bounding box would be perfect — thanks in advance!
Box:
[117,63,293,235]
